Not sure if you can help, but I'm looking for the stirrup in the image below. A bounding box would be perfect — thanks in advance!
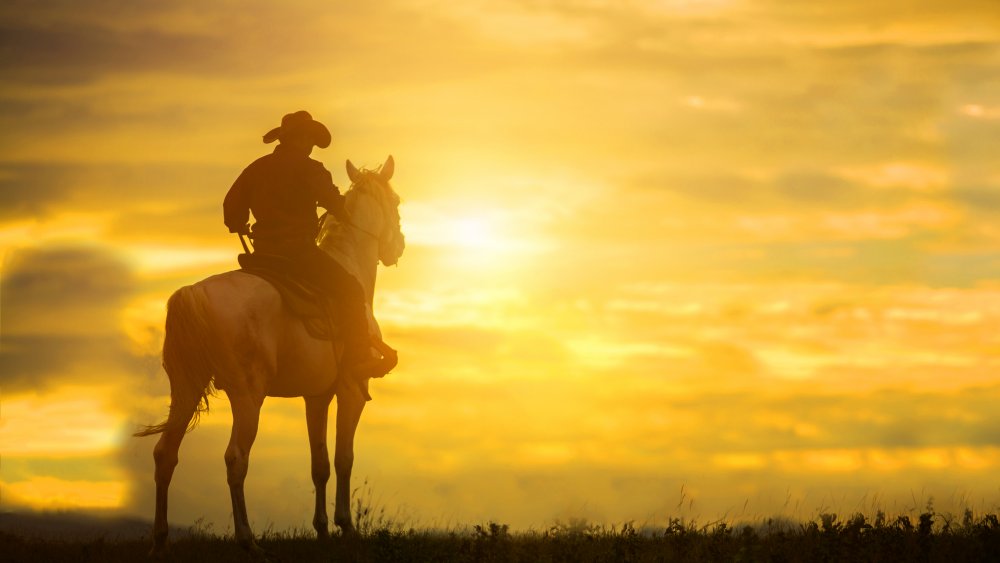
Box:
[353,350,397,379]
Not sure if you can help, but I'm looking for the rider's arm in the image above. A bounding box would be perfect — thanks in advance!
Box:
[223,168,252,234]
[312,165,349,223]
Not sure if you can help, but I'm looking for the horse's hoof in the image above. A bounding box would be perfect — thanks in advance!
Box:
[313,516,330,540]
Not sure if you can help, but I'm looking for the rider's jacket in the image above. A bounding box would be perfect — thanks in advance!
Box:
[224,144,346,244]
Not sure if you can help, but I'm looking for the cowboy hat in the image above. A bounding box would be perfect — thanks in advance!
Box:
[262,110,331,148]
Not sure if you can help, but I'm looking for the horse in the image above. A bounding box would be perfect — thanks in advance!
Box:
[134,155,405,556]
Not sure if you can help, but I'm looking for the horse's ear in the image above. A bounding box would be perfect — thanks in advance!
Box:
[380,155,394,181]
[346,159,361,183]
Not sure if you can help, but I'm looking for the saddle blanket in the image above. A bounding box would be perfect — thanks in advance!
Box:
[237,252,338,340]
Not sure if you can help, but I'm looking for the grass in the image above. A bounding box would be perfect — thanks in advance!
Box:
[3,507,1000,562]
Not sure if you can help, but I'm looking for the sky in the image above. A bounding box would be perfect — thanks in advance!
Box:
[2,0,1000,531]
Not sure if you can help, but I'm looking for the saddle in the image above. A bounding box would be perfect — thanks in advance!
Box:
[237,252,338,340]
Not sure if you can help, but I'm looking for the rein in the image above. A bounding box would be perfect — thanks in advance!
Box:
[317,207,384,242]
[239,232,254,253]
[342,187,393,241]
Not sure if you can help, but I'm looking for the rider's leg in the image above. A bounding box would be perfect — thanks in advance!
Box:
[305,246,396,378]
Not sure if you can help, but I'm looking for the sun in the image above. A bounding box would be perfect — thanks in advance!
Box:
[453,216,497,249]
[403,202,508,252]
[401,200,553,276]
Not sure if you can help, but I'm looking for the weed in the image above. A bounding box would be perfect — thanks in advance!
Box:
[5,507,1000,562]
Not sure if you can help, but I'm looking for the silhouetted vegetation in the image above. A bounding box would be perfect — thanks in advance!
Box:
[3,506,1000,562]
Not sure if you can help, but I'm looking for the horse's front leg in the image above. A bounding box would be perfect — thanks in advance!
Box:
[224,392,263,551]
[333,383,367,533]
[305,393,334,539]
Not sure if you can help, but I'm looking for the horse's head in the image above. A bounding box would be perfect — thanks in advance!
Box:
[344,155,405,266]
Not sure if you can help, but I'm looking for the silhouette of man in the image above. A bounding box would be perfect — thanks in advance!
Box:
[223,110,391,380]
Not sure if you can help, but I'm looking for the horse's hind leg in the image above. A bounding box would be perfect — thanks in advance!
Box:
[151,397,199,555]
[305,394,334,539]
[224,392,264,551]
[333,384,366,533]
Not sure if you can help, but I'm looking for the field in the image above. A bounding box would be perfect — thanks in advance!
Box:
[3,508,1000,563]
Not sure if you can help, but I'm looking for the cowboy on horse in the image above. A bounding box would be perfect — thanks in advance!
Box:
[223,110,396,380]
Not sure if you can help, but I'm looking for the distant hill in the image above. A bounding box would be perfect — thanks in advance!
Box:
[0,510,188,541]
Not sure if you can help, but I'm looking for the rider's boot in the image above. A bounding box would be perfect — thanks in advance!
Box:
[339,304,397,380]
[342,338,397,380]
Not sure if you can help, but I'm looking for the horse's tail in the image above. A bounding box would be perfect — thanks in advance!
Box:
[134,284,219,437]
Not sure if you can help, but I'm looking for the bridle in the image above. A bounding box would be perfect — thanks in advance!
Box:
[345,189,390,241]
[346,217,382,240]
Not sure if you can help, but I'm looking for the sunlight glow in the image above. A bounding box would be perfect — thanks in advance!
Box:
[121,295,168,355]
[838,162,950,191]
[567,337,694,368]
[0,212,113,252]
[959,103,1000,120]
[3,477,127,510]
[1,390,123,456]
[123,245,233,275]
[404,204,512,251]
[453,217,496,249]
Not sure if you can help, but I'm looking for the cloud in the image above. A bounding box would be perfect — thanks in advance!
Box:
[952,184,1000,211]
[2,246,134,328]
[589,382,1000,455]
[0,22,221,83]
[107,203,224,246]
[0,335,143,391]
[0,245,146,391]
[0,161,230,210]
[0,161,236,245]
[644,168,922,211]
[0,163,74,219]
[0,0,508,88]
[753,0,1000,30]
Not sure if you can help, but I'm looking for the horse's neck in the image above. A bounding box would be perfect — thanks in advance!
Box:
[317,219,379,302]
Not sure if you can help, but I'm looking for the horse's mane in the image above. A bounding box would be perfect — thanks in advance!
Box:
[347,163,400,207]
